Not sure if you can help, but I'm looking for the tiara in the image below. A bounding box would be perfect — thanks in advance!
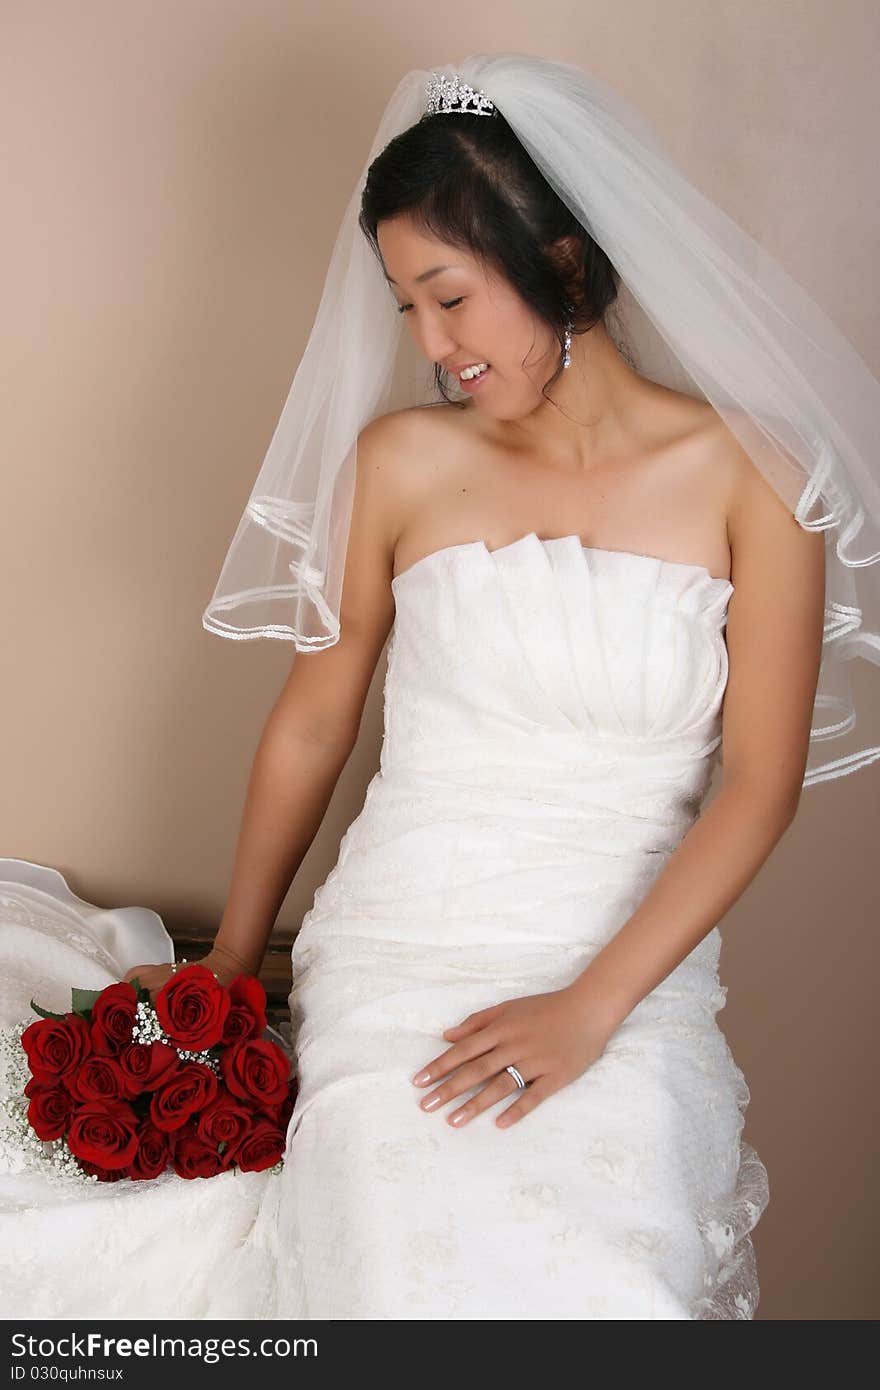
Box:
[425,71,496,117]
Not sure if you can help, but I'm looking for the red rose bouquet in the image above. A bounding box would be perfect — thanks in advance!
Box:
[0,965,297,1184]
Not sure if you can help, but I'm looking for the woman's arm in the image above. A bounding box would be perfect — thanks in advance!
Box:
[125,412,409,993]
[205,716,365,981]
[208,416,412,979]
[568,444,826,1030]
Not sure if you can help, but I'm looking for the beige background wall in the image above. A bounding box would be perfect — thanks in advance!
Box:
[2,1,878,1319]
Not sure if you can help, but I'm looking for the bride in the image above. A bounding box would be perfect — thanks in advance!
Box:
[2,54,878,1321]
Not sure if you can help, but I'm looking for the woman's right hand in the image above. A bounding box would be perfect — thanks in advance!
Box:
[121,951,242,1002]
[121,960,175,1001]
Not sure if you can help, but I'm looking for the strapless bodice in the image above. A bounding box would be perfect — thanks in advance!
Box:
[384,530,733,786]
[289,530,734,961]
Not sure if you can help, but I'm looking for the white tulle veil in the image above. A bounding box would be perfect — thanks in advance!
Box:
[201,52,880,789]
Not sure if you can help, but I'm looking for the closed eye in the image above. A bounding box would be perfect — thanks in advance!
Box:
[396,298,464,315]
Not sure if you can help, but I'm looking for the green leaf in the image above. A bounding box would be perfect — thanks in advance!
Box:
[217,1140,227,1155]
[28,999,67,1022]
[71,987,104,1016]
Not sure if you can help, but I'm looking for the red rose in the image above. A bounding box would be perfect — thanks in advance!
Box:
[172,1121,225,1180]
[21,1015,91,1086]
[67,1099,140,1171]
[90,981,138,1056]
[220,1038,290,1108]
[155,965,230,1051]
[254,1075,298,1125]
[195,1092,252,1162]
[128,1121,173,1181]
[118,1040,179,1094]
[67,1054,135,1103]
[234,1116,286,1173]
[26,1085,74,1141]
[219,976,267,1047]
[150,1062,219,1133]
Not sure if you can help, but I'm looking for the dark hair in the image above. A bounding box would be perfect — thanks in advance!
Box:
[358,108,626,406]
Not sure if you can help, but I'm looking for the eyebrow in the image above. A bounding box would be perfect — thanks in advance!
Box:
[384,264,459,287]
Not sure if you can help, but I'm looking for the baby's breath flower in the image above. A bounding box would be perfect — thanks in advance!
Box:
[131,1001,220,1073]
[0,1019,92,1187]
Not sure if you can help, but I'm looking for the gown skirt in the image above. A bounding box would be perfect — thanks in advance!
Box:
[0,534,770,1319]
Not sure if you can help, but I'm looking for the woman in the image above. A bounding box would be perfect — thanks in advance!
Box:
[1,54,877,1321]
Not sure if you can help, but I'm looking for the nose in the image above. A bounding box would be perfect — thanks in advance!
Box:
[408,315,458,367]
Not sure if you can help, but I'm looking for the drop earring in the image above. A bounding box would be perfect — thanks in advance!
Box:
[562,319,573,369]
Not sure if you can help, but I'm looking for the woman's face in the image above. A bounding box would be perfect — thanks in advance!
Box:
[376,215,561,420]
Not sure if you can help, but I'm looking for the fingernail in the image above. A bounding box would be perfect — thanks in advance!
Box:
[412,1069,430,1085]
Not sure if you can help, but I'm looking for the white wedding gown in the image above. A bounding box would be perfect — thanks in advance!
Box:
[0,532,770,1320]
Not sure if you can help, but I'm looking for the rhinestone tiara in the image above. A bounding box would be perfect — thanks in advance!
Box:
[425,71,496,117]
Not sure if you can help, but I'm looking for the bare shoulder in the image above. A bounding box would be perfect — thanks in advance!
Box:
[647,385,740,488]
[657,391,825,584]
[712,413,826,594]
[359,402,468,459]
[355,404,469,541]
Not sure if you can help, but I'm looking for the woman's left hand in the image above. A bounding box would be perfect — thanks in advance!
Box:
[411,984,623,1129]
